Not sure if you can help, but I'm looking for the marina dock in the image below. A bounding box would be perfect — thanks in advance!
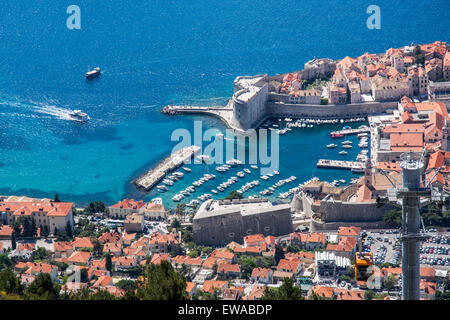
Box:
[330,127,370,136]
[317,159,365,171]
[133,145,201,191]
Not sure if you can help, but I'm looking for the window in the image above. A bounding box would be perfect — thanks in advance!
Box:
[246,229,252,235]
[228,233,235,238]
[264,226,270,232]
[211,236,216,240]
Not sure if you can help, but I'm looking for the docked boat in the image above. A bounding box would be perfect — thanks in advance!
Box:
[244,168,251,174]
[261,175,269,180]
[331,133,344,138]
[86,67,101,79]
[182,167,191,172]
[342,140,352,144]
[339,179,346,184]
[326,143,337,148]
[267,173,273,177]
[339,151,348,155]
[358,133,369,138]
[273,170,280,175]
[162,179,174,186]
[342,144,352,149]
[237,171,245,178]
[211,189,218,194]
[351,166,365,173]
[174,172,184,178]
[172,194,184,202]
[250,165,258,170]
[69,110,90,122]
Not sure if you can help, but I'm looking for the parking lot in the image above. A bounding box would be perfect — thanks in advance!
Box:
[420,230,450,269]
[362,229,450,270]
[362,229,401,265]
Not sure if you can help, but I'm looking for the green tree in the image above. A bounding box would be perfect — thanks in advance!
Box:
[105,253,112,273]
[85,201,107,215]
[383,275,397,293]
[34,247,50,261]
[225,190,243,200]
[364,290,375,300]
[0,268,23,295]
[274,243,285,264]
[40,225,49,238]
[136,260,187,300]
[92,238,103,257]
[175,203,186,216]
[171,218,181,231]
[413,45,425,66]
[382,209,402,227]
[0,254,12,272]
[11,233,16,251]
[116,279,137,292]
[25,273,60,300]
[262,278,302,300]
[65,221,73,239]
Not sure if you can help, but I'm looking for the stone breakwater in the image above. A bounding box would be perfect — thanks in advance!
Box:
[133,145,201,192]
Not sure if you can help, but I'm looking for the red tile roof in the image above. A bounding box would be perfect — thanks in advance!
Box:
[109,199,145,210]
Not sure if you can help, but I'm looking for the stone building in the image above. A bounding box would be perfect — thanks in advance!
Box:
[193,198,293,246]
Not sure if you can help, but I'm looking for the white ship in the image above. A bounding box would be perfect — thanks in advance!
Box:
[69,110,90,122]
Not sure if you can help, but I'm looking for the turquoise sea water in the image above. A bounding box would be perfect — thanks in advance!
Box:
[0,1,448,207]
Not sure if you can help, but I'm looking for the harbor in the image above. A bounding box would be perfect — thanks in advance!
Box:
[316,159,365,172]
[330,126,370,137]
[133,145,201,192]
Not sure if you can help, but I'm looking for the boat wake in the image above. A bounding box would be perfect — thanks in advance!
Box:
[33,105,74,121]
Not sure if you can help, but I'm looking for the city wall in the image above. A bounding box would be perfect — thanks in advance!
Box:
[265,100,398,119]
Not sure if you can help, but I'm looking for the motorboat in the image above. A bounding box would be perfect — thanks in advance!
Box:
[339,151,348,155]
[183,167,191,172]
[69,110,90,122]
[86,67,101,79]
[326,143,337,148]
[331,133,344,138]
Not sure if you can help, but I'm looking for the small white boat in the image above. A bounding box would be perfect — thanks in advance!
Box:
[183,167,191,172]
[339,151,348,155]
[261,175,269,180]
[326,144,337,148]
[69,110,90,122]
[162,179,174,186]
[244,168,251,174]
[273,170,280,175]
[251,165,258,170]
[342,144,352,149]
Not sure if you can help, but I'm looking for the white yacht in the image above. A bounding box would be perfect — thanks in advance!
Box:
[69,110,90,122]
